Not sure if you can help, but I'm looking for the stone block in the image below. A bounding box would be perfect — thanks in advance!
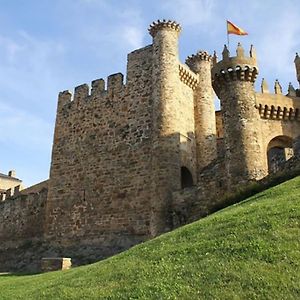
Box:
[41,257,72,272]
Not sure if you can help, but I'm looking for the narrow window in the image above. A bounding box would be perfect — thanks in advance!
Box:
[181,167,193,189]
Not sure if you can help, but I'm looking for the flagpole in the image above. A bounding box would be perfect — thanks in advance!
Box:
[227,32,229,49]
[226,20,229,49]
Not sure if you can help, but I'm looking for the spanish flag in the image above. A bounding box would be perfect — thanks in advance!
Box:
[227,20,248,35]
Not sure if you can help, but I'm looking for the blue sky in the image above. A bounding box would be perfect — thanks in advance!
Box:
[0,0,299,187]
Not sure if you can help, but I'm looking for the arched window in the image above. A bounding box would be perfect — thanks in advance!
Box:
[267,135,293,173]
[181,167,194,189]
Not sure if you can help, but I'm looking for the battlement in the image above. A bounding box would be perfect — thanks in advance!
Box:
[288,82,298,97]
[186,50,212,65]
[260,78,298,97]
[148,19,181,37]
[256,82,300,121]
[256,104,300,121]
[185,50,212,75]
[212,43,258,86]
[57,73,125,110]
[178,63,199,90]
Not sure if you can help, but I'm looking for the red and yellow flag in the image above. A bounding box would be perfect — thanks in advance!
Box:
[227,20,248,35]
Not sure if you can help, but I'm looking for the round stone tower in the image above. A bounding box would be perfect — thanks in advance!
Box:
[149,19,181,135]
[186,51,217,173]
[149,20,182,235]
[212,43,266,186]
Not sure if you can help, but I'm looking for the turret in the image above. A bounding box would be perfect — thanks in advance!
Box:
[8,170,16,178]
[261,78,269,93]
[186,51,217,173]
[149,20,182,235]
[274,79,282,94]
[295,53,300,87]
[149,19,181,134]
[288,82,296,97]
[212,43,266,186]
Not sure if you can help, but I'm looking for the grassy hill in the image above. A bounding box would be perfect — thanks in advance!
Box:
[0,176,300,300]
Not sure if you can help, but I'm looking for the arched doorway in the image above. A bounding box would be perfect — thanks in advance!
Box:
[181,167,194,189]
[267,136,293,173]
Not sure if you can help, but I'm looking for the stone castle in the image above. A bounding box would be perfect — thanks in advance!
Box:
[1,20,300,271]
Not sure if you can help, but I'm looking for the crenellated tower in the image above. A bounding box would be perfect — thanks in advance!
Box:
[149,20,182,234]
[149,19,181,136]
[186,51,217,173]
[212,43,266,186]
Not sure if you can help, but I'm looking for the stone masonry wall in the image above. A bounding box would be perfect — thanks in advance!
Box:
[46,45,155,252]
[46,20,198,256]
[172,157,227,227]
[178,79,196,181]
[0,180,48,248]
[255,92,300,173]
[0,181,48,271]
[212,46,267,186]
[186,51,217,173]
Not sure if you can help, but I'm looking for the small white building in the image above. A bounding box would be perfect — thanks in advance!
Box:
[0,170,23,201]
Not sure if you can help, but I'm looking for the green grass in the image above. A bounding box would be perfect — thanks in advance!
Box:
[1,176,300,300]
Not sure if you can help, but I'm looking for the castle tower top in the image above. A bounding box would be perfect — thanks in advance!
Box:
[185,50,212,73]
[274,79,282,94]
[148,19,181,37]
[261,78,269,93]
[288,82,296,97]
[186,50,212,65]
[212,43,258,75]
[212,43,259,97]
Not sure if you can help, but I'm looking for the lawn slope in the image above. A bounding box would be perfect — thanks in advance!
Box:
[0,176,300,300]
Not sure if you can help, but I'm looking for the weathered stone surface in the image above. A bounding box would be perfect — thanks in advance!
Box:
[0,20,300,273]
[0,181,48,246]
[41,257,72,272]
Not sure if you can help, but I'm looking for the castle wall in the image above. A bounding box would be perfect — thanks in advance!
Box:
[0,180,48,249]
[215,111,224,138]
[46,20,198,249]
[213,92,300,171]
[215,111,225,158]
[46,45,155,251]
[255,92,300,173]
[178,79,196,181]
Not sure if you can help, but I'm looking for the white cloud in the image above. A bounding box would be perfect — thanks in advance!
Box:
[162,0,216,27]
[251,7,300,90]
[0,31,65,185]
[257,15,299,71]
[0,35,24,63]
[0,31,64,155]
[0,102,53,150]
[0,103,52,186]
[123,26,144,49]
[61,1,146,54]
[0,30,66,105]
